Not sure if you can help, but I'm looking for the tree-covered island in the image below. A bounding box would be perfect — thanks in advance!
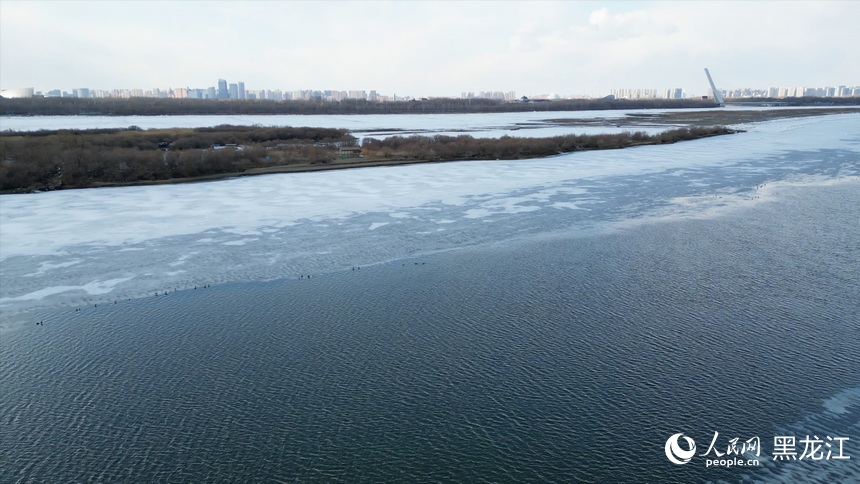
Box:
[0,124,737,193]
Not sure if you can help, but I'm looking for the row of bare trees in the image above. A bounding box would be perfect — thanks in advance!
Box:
[360,127,736,161]
[1,96,726,116]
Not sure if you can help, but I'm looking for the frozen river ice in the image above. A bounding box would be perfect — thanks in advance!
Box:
[1,111,858,328]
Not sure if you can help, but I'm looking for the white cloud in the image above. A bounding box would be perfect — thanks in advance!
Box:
[1,1,858,98]
[588,7,611,27]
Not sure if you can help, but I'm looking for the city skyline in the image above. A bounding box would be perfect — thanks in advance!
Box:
[7,77,859,102]
[1,1,858,98]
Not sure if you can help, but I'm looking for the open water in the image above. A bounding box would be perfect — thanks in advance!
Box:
[2,181,859,483]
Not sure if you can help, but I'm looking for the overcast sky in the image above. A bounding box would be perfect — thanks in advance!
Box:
[1,0,858,98]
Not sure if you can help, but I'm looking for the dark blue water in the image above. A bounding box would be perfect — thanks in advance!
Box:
[2,183,858,483]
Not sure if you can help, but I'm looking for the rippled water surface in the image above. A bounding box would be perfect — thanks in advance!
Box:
[3,181,858,482]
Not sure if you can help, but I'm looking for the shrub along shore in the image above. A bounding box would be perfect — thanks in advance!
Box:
[0,125,737,193]
[1,97,721,116]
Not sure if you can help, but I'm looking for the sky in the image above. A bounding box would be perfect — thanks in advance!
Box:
[1,0,858,98]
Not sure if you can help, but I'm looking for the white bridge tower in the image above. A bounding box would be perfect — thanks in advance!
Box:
[704,68,725,107]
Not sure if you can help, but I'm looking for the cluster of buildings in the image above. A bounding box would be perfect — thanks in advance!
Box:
[172,79,396,102]
[0,81,543,103]
[609,88,686,100]
[461,91,519,101]
[719,85,860,99]
[609,85,859,100]
[3,78,859,101]
[1,79,417,103]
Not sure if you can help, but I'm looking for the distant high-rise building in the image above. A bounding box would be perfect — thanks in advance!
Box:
[267,89,283,101]
[609,87,662,100]
[207,86,217,99]
[218,79,228,99]
[238,82,245,100]
[229,83,239,99]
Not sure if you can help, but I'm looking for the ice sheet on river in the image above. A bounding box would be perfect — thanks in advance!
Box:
[1,113,858,324]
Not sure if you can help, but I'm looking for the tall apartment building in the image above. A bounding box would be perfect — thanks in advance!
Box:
[217,79,228,99]
[610,88,659,99]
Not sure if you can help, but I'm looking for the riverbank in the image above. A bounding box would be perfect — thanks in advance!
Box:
[3,108,857,194]
[544,106,860,127]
